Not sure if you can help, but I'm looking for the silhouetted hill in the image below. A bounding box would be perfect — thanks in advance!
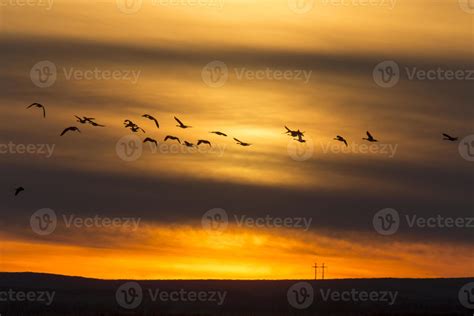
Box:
[0,273,472,315]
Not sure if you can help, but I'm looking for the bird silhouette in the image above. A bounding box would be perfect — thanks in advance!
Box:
[60,126,81,136]
[74,115,88,124]
[183,141,194,147]
[14,187,25,196]
[334,135,348,147]
[197,140,212,146]
[362,131,378,142]
[234,138,251,146]
[124,120,145,133]
[143,114,160,128]
[175,116,192,129]
[442,133,458,141]
[285,126,304,137]
[27,103,46,118]
[210,131,227,137]
[164,135,181,143]
[143,137,158,146]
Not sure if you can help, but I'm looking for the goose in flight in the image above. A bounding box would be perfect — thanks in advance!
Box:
[124,120,145,133]
[210,131,227,137]
[183,141,194,148]
[27,103,46,118]
[143,114,160,128]
[234,138,251,146]
[143,137,158,146]
[362,131,378,142]
[164,135,180,143]
[175,116,192,129]
[334,135,348,147]
[60,126,81,136]
[442,133,458,141]
[197,140,212,146]
[75,115,88,124]
[14,187,25,196]
[285,126,304,137]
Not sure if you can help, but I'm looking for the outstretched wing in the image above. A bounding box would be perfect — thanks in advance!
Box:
[366,131,373,139]
[60,127,72,136]
[442,133,451,138]
[42,106,46,118]
[153,118,159,128]
[233,138,241,143]
[174,116,184,126]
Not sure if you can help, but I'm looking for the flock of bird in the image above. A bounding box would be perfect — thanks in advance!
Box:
[12,102,461,196]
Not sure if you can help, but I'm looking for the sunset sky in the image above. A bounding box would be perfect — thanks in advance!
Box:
[0,0,473,280]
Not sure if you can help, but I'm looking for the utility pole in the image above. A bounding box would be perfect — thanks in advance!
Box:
[321,263,327,280]
[312,263,318,280]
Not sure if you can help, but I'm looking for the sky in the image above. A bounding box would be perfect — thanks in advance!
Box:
[0,0,473,279]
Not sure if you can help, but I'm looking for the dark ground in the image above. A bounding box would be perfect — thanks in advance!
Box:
[0,272,472,315]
